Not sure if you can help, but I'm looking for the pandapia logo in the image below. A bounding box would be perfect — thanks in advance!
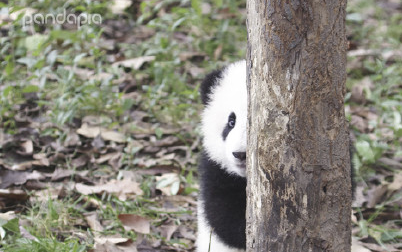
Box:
[22,9,102,29]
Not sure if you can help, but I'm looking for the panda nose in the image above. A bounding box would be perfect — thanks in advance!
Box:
[233,152,246,161]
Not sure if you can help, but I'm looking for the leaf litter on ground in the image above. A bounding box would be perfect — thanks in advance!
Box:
[1,0,402,251]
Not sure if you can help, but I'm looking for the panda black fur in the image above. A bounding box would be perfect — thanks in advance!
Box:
[197,60,355,252]
[197,61,247,252]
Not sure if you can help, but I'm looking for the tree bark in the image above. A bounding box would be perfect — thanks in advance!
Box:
[246,1,351,251]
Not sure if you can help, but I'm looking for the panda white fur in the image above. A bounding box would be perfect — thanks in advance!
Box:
[197,60,247,252]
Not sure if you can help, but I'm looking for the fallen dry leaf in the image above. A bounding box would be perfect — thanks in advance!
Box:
[178,226,197,241]
[155,173,181,196]
[351,115,369,133]
[160,224,177,241]
[6,158,45,171]
[19,140,33,155]
[84,212,104,233]
[115,239,138,252]
[7,7,36,21]
[0,129,4,146]
[26,170,45,181]
[350,106,378,121]
[51,168,74,181]
[77,123,101,138]
[75,178,143,200]
[165,195,197,206]
[108,153,122,170]
[94,236,130,245]
[378,157,402,169]
[118,214,150,234]
[76,123,126,143]
[135,165,179,176]
[10,161,32,171]
[178,52,206,61]
[96,152,121,164]
[351,238,371,252]
[0,189,29,201]
[93,239,138,252]
[93,236,132,252]
[71,154,90,168]
[112,56,155,70]
[214,44,223,60]
[64,131,80,147]
[0,211,16,221]
[347,48,380,57]
[367,184,388,208]
[0,170,28,189]
[350,77,373,104]
[100,130,126,143]
[82,115,107,125]
[111,0,131,14]
[153,136,180,147]
[32,153,49,166]
[98,39,116,51]
[0,169,44,189]
[92,135,105,149]
[20,225,38,241]
[358,240,401,252]
[388,172,402,192]
[63,66,94,80]
[31,186,66,202]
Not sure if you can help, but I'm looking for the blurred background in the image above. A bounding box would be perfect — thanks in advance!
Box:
[0,0,401,251]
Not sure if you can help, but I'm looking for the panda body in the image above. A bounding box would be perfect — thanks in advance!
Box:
[197,61,247,252]
[196,60,355,252]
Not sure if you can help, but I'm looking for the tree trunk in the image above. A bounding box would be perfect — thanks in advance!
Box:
[246,1,351,251]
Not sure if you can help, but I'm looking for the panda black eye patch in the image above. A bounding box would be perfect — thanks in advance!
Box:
[222,112,236,140]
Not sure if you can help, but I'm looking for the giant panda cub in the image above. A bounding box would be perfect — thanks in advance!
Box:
[196,60,355,252]
[197,60,247,252]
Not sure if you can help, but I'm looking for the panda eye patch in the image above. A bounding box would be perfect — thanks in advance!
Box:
[228,113,236,128]
[222,112,236,140]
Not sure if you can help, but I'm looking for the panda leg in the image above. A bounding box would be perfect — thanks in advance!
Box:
[197,200,245,252]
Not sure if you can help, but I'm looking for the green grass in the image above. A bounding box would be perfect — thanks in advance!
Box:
[1,0,402,250]
[1,1,246,250]
[0,197,88,252]
[346,0,402,247]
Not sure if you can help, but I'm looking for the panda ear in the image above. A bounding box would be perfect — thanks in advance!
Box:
[200,68,224,105]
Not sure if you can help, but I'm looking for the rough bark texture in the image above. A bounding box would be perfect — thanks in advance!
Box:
[246,0,351,251]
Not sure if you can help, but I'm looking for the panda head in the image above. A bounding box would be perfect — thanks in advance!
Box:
[200,60,247,177]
